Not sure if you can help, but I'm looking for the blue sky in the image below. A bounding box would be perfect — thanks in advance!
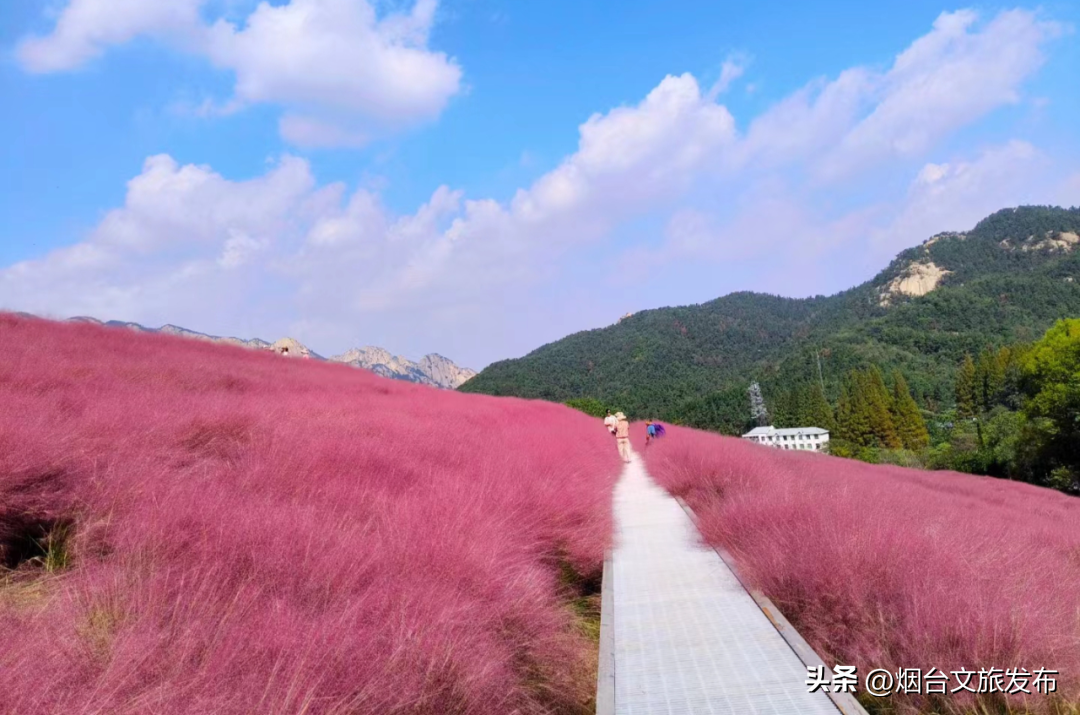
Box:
[1,0,1078,368]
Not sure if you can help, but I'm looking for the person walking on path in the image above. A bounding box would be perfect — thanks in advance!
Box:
[614,412,631,463]
[604,409,618,436]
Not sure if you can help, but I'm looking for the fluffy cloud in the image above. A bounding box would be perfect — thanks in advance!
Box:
[0,155,323,328]
[291,73,737,327]
[17,0,461,145]
[707,54,750,99]
[205,0,460,130]
[0,73,734,361]
[17,0,205,72]
[817,10,1060,180]
[738,9,1059,178]
[2,9,1073,366]
[629,140,1057,286]
[612,8,1065,297]
[865,140,1051,260]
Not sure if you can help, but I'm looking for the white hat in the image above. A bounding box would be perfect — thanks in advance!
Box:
[615,412,626,420]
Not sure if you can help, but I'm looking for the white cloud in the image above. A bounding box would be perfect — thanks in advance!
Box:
[17,0,205,72]
[219,231,267,268]
[0,73,734,361]
[738,9,1059,179]
[738,67,874,170]
[865,140,1050,261]
[91,154,318,252]
[279,115,371,149]
[292,73,737,318]
[707,54,750,99]
[204,0,460,126]
[17,0,461,146]
[623,139,1060,298]
[509,74,735,228]
[817,9,1060,180]
[2,9,1073,366]
[0,154,322,327]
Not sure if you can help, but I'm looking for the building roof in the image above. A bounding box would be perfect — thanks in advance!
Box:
[742,426,829,438]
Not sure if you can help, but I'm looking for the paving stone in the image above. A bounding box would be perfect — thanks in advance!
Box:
[610,451,840,715]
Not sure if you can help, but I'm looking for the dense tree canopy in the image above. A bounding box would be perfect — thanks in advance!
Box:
[1018,318,1080,491]
[462,207,1080,434]
[461,206,1080,493]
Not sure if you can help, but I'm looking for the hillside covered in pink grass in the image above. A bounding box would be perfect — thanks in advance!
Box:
[0,314,622,715]
[639,425,1080,714]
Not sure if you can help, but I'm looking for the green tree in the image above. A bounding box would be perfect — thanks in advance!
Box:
[1019,318,1080,492]
[999,344,1029,410]
[800,383,836,432]
[975,347,1006,412]
[770,382,834,431]
[890,371,929,450]
[955,353,978,418]
[564,397,609,418]
[665,386,751,435]
[835,379,868,445]
[864,367,901,449]
[835,368,898,448]
[771,386,797,427]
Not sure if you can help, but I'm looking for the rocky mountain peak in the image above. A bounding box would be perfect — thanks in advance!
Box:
[54,315,473,389]
[328,347,475,389]
[270,337,314,358]
[417,354,478,389]
[331,346,397,368]
[878,261,952,306]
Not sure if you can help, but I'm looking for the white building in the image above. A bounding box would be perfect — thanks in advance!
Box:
[742,426,830,452]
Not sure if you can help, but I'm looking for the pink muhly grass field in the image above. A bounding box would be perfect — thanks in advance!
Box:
[639,425,1080,714]
[0,314,621,715]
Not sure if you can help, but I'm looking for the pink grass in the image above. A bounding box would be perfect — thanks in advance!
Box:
[0,314,621,715]
[639,426,1080,713]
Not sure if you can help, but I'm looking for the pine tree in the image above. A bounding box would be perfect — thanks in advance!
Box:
[772,386,796,427]
[976,347,1006,411]
[890,371,929,450]
[955,353,978,418]
[1000,344,1028,410]
[748,382,769,426]
[835,382,857,442]
[837,371,873,445]
[864,367,901,449]
[801,383,836,432]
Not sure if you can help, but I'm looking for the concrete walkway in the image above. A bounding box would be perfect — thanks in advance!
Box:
[599,451,842,715]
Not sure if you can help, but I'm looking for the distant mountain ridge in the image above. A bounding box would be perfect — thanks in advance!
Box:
[460,205,1080,430]
[329,347,477,389]
[66,317,476,389]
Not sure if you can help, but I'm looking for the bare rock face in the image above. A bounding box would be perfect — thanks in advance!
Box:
[269,337,314,359]
[332,347,402,371]
[58,315,472,388]
[418,354,478,389]
[1021,230,1080,253]
[879,261,952,306]
[329,347,476,389]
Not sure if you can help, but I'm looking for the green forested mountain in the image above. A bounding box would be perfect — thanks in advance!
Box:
[460,206,1080,434]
